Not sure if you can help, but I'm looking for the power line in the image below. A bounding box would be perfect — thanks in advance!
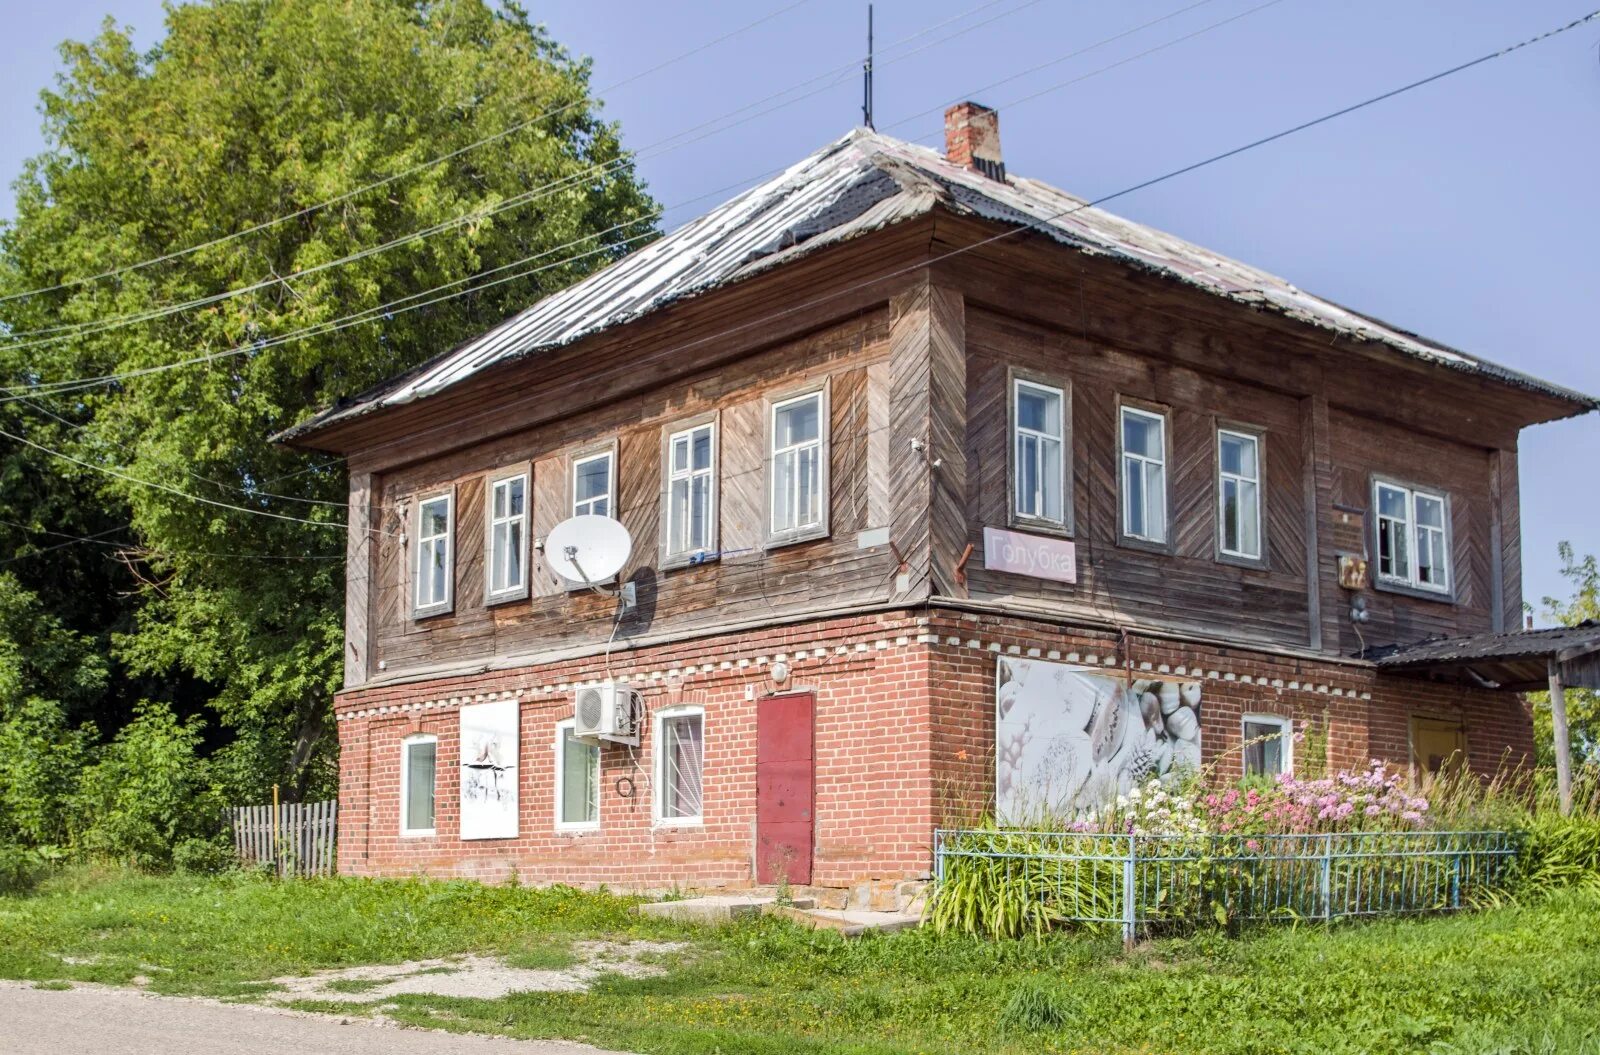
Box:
[0,0,817,307]
[0,518,342,566]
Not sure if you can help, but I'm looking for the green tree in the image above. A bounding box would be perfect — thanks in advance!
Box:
[0,1,656,801]
[1532,542,1599,767]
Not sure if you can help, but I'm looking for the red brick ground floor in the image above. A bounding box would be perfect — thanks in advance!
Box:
[333,608,1532,889]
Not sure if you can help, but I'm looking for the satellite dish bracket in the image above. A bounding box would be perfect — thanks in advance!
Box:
[566,546,637,610]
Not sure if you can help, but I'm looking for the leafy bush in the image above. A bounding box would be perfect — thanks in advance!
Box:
[172,837,237,876]
[0,842,44,895]
[0,698,97,848]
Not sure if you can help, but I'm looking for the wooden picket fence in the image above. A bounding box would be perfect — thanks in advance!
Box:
[227,799,338,877]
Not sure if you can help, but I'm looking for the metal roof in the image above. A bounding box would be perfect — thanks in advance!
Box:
[279,128,1598,443]
[1373,620,1600,668]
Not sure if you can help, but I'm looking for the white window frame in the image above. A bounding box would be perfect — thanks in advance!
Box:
[653,705,705,827]
[1216,427,1264,564]
[1118,403,1170,547]
[765,386,829,546]
[1241,714,1293,778]
[662,417,719,567]
[484,468,530,604]
[400,733,438,837]
[1373,478,1452,597]
[572,448,616,519]
[412,491,454,618]
[552,718,601,832]
[1010,375,1070,533]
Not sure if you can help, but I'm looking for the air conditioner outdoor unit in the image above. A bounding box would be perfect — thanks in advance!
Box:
[573,681,639,746]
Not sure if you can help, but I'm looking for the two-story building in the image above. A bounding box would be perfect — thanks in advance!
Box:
[279,103,1596,897]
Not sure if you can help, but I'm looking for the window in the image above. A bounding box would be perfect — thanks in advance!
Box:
[1217,428,1262,561]
[413,493,453,616]
[655,707,704,825]
[1374,480,1450,594]
[1242,716,1292,778]
[665,421,717,562]
[769,390,826,541]
[1012,378,1067,529]
[1119,405,1168,545]
[573,450,614,518]
[401,735,437,836]
[554,719,600,830]
[486,471,528,601]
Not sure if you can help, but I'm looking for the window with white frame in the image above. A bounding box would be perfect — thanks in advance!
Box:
[414,493,453,615]
[1375,480,1450,594]
[1012,378,1066,528]
[1119,405,1168,544]
[1217,428,1262,561]
[1242,715,1292,778]
[769,391,824,539]
[665,421,716,560]
[486,472,528,600]
[553,719,600,829]
[655,707,704,824]
[572,450,614,518]
[401,734,437,836]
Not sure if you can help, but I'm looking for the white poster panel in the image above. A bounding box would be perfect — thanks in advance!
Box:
[995,657,1201,824]
[459,700,519,840]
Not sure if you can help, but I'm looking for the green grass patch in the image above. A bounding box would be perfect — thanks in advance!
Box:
[4,868,1600,1053]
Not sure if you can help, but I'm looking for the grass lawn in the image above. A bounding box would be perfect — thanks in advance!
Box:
[2,868,1598,1055]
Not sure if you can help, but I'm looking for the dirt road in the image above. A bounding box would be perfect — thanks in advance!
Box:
[0,981,631,1055]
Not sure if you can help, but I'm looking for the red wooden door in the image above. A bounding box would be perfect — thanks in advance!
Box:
[756,692,814,886]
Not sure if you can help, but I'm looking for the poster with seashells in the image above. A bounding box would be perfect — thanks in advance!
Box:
[459,700,519,840]
[995,657,1201,823]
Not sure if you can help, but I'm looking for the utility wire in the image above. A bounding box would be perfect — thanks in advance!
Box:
[0,518,341,565]
[0,0,816,307]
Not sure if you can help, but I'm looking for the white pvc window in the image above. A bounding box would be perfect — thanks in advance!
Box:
[1375,481,1450,594]
[1120,406,1168,544]
[1217,429,1262,560]
[770,392,824,538]
[1013,379,1066,527]
[1242,715,1292,778]
[401,734,438,836]
[553,719,600,830]
[666,422,716,560]
[573,451,614,518]
[414,493,453,615]
[487,473,528,600]
[655,707,704,825]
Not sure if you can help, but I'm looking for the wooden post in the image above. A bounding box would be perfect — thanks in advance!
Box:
[1547,659,1574,816]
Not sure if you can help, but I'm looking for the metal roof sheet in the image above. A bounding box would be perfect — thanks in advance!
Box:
[279,128,1597,442]
[1372,620,1600,668]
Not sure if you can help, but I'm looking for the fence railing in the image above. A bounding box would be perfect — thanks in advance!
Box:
[227,799,338,877]
[932,828,1518,945]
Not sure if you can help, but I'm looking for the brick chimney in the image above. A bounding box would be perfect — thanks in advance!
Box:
[944,101,1004,181]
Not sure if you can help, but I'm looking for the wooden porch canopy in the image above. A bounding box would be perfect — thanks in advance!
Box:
[1373,620,1600,813]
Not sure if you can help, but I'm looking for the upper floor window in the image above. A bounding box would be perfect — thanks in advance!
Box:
[1012,378,1067,530]
[401,734,437,836]
[1374,480,1450,595]
[665,420,717,562]
[769,389,827,542]
[1119,405,1168,545]
[486,471,528,602]
[413,492,453,616]
[1217,428,1263,562]
[573,450,614,518]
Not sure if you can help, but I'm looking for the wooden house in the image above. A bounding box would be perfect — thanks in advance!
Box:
[280,102,1596,899]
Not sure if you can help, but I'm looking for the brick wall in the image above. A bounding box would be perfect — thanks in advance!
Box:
[335,608,1532,889]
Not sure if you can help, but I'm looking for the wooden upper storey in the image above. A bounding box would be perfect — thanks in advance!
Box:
[311,213,1588,689]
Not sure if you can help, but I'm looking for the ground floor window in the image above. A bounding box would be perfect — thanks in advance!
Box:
[1242,714,1292,778]
[401,734,437,836]
[554,719,600,829]
[655,707,704,824]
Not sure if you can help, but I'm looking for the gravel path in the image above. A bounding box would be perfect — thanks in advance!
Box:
[0,981,633,1055]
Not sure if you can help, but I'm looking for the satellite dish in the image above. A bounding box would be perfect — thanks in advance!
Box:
[544,515,633,586]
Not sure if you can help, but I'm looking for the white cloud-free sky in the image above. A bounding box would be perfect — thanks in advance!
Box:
[2,0,1597,615]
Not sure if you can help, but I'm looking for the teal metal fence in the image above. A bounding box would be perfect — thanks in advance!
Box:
[932,829,1518,945]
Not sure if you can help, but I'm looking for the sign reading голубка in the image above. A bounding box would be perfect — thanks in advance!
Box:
[982,526,1077,583]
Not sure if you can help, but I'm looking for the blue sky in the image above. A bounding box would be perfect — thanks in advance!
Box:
[2,0,1597,615]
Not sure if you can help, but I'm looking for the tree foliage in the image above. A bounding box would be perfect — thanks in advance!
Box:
[1534,542,1600,767]
[0,0,656,818]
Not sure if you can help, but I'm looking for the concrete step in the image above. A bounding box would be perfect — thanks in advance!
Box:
[763,904,923,938]
[636,894,816,924]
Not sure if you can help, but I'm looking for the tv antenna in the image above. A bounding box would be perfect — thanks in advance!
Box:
[542,514,637,609]
[862,4,875,130]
